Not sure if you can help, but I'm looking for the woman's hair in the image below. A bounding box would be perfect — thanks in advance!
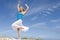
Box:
[19,6,25,12]
[22,8,25,11]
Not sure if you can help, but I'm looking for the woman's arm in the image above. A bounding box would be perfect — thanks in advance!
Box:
[23,4,29,15]
[17,0,20,11]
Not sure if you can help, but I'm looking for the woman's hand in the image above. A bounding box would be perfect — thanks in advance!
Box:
[18,0,20,4]
[25,4,29,9]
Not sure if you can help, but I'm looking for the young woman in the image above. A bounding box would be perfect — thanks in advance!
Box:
[12,0,29,31]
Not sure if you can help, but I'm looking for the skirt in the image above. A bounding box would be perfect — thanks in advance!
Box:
[12,19,29,32]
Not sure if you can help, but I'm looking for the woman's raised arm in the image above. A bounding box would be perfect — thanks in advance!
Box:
[17,0,20,11]
[23,4,29,14]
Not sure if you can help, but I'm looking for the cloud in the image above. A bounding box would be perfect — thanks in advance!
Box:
[52,26,60,32]
[48,19,60,32]
[52,3,60,8]
[27,5,49,16]
[39,35,49,39]
[0,30,17,37]
[53,5,59,8]
[27,3,60,17]
[5,2,17,19]
[30,22,60,39]
[42,14,48,16]
[31,16,38,21]
[41,10,52,16]
[47,8,54,12]
[55,26,60,29]
[30,19,60,32]
[0,30,13,34]
[27,6,43,15]
[46,11,51,14]
[31,22,49,30]
[50,19,60,23]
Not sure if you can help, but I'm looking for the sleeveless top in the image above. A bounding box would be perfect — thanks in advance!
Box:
[17,12,24,20]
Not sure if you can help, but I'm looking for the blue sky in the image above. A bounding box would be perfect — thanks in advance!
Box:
[0,0,60,40]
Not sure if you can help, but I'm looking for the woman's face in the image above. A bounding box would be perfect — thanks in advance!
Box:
[20,6,24,12]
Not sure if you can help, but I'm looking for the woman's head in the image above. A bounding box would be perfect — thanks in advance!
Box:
[19,6,25,12]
